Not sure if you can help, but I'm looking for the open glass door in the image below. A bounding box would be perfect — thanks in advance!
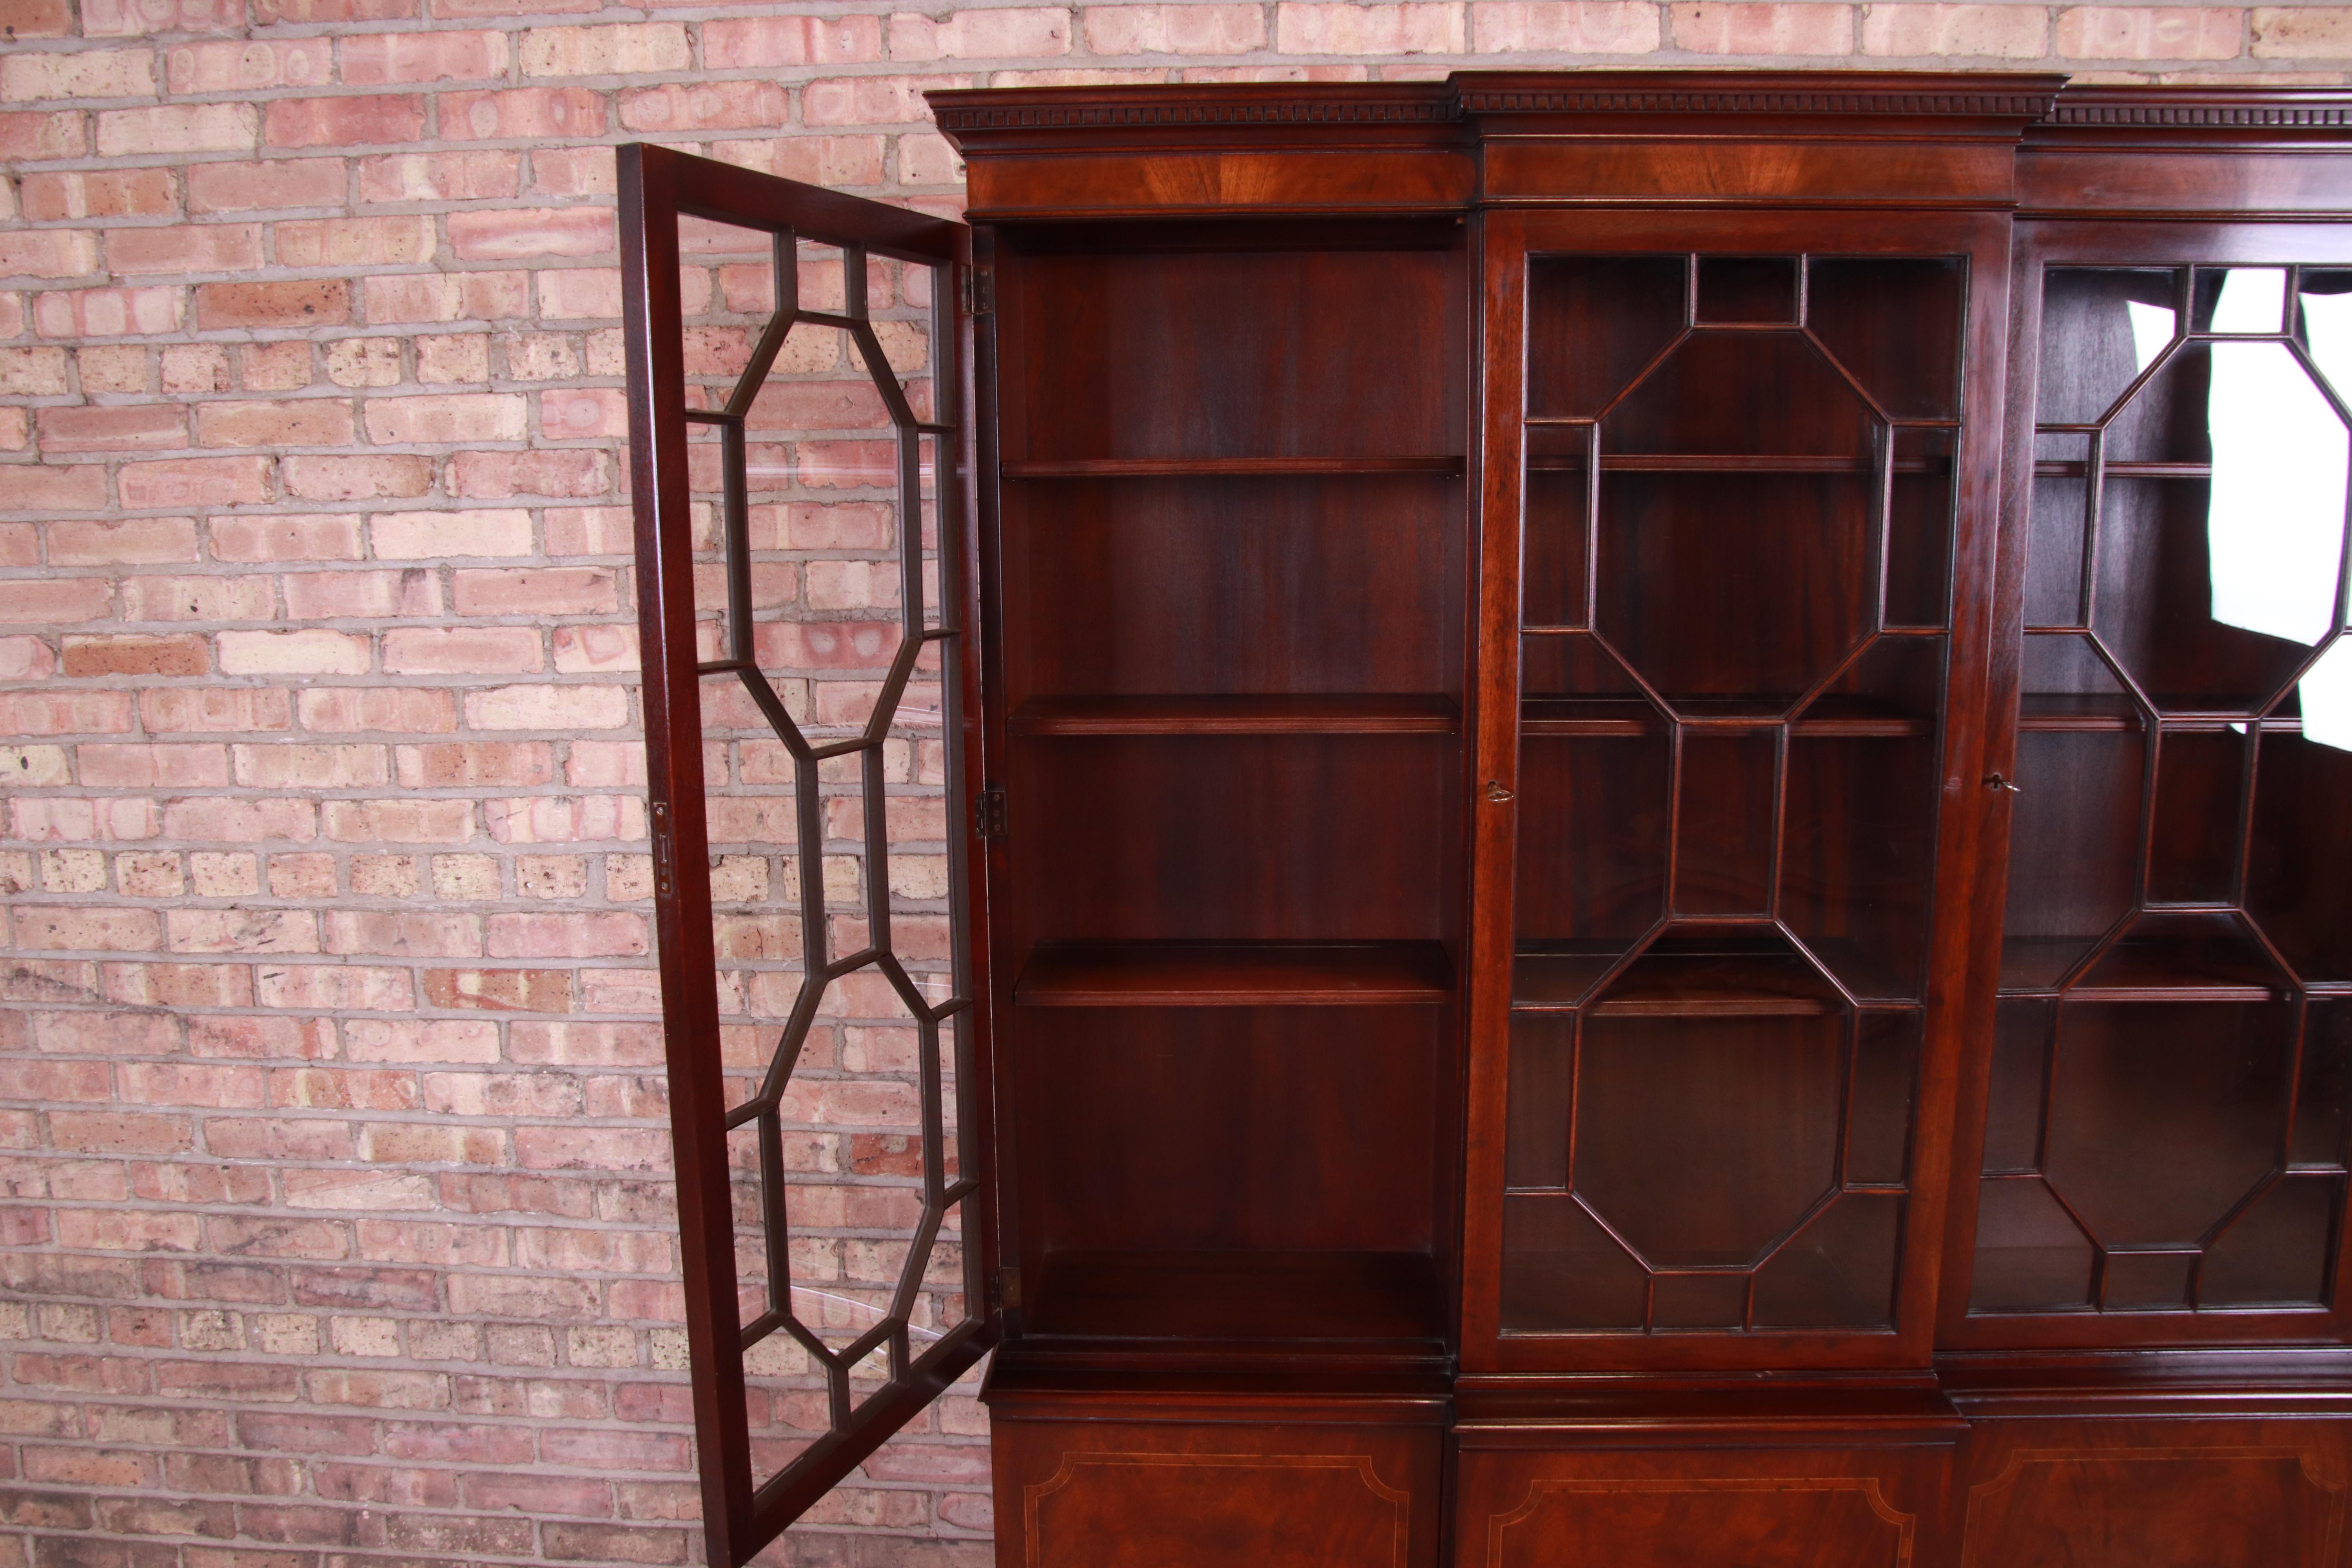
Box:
[618,144,993,1564]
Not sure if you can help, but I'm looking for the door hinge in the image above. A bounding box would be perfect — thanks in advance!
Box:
[961,264,993,318]
[974,787,1008,840]
[996,1266,1020,1311]
[649,799,675,898]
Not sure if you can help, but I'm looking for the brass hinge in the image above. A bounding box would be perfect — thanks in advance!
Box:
[974,787,1008,840]
[649,799,675,898]
[961,264,993,318]
[996,1266,1020,1311]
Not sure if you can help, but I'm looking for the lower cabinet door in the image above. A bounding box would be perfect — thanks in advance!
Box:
[1958,1417,2352,1568]
[989,1414,1443,1568]
[1454,1441,1954,1568]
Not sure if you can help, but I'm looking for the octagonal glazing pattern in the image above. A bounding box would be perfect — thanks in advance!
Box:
[1505,252,1960,1339]
[679,220,974,1480]
[1973,261,2352,1323]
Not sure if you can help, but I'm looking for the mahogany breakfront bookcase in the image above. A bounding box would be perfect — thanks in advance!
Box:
[619,72,2352,1567]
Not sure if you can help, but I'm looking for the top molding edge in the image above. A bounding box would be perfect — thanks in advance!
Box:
[931,73,2352,143]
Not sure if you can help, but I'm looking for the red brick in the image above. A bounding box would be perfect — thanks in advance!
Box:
[342,28,509,83]
[357,148,518,202]
[421,967,572,1013]
[264,94,427,150]
[97,102,256,158]
[1668,0,1857,52]
[81,0,242,33]
[453,567,617,616]
[61,633,206,676]
[196,279,348,330]
[0,109,83,160]
[0,0,73,36]
[619,80,792,134]
[706,13,883,65]
[802,73,974,126]
[450,447,611,499]
[33,286,181,338]
[195,399,355,449]
[252,0,416,18]
[276,214,437,268]
[140,687,292,733]
[439,85,607,141]
[120,456,274,510]
[22,169,178,223]
[541,387,627,439]
[186,158,347,215]
[281,453,432,501]
[0,230,96,279]
[38,404,185,454]
[53,516,203,566]
[1084,2,1269,52]
[447,207,615,261]
[165,38,334,93]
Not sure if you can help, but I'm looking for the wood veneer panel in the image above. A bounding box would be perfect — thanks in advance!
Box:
[1005,245,1461,463]
[1004,456,1461,477]
[1021,1007,1445,1258]
[1959,1418,2352,1568]
[1011,694,1459,737]
[1006,475,1457,701]
[1013,737,1448,942]
[1024,1249,1444,1343]
[1015,940,1454,1007]
[989,1411,1444,1568]
[1453,1441,1950,1568]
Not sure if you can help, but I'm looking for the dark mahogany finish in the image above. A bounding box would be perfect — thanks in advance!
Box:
[619,71,2352,1568]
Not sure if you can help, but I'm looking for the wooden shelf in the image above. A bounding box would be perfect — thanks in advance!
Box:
[1023,1248,1445,1346]
[1000,456,1464,478]
[1514,943,1624,1009]
[2018,693,2302,733]
[2020,693,2143,732]
[1521,697,1659,737]
[1998,929,2284,1002]
[1520,695,1930,738]
[1012,693,1459,737]
[1015,940,1455,1007]
[2035,460,2212,480]
[1590,951,1842,1018]
[1525,454,1940,475]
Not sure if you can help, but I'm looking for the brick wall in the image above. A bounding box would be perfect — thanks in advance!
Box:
[1,3,2348,1566]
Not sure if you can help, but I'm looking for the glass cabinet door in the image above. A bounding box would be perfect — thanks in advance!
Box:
[1485,234,1979,1361]
[1963,240,2352,1342]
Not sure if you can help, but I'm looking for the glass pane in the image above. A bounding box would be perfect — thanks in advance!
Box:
[1751,1193,1901,1328]
[684,221,973,1477]
[1975,253,2352,1328]
[1576,949,1844,1271]
[1672,730,1776,917]
[1970,1177,2094,1312]
[2037,267,2182,426]
[1506,250,1960,1343]
[1807,256,1966,419]
[2249,726,2352,983]
[2146,729,2249,904]
[1696,255,1798,324]
[1526,254,1686,419]
[1501,1193,1648,1332]
[1887,426,1958,627]
[2201,1174,2338,1305]
[1523,427,1589,628]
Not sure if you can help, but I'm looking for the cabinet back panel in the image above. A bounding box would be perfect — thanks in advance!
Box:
[1020,1007,1444,1254]
[1012,737,1448,942]
[1007,476,1457,699]
[1001,245,1464,462]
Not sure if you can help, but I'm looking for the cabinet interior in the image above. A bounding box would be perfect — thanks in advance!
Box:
[991,220,1470,1354]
